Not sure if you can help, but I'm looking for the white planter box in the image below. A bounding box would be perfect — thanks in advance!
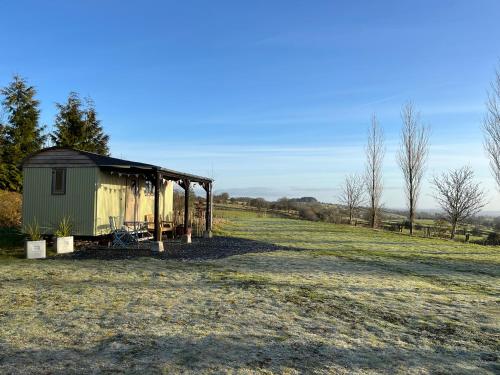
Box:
[26,240,46,259]
[56,236,74,254]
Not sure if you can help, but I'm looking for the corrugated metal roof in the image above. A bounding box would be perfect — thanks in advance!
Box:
[23,147,213,184]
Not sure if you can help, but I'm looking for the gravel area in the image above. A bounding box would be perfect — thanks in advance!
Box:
[52,236,294,261]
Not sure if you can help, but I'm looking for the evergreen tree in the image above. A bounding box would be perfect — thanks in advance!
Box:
[82,97,110,155]
[0,75,46,191]
[0,123,8,190]
[51,92,109,155]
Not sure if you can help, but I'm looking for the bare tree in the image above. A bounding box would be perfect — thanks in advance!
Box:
[339,174,365,224]
[483,65,500,191]
[432,166,486,239]
[364,114,384,228]
[397,102,429,235]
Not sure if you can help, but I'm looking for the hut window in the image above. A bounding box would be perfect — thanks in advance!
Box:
[51,168,66,195]
[145,180,155,196]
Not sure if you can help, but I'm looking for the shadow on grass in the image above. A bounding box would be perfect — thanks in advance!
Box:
[0,332,497,374]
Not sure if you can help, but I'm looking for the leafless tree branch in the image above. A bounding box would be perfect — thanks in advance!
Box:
[483,65,500,192]
[397,102,429,235]
[364,114,384,228]
[432,166,486,239]
[339,173,365,224]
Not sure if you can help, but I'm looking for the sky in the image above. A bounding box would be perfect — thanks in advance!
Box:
[1,0,500,211]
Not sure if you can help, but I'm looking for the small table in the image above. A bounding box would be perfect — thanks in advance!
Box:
[123,221,151,242]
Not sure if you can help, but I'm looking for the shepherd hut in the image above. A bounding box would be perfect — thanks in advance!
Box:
[21,147,213,239]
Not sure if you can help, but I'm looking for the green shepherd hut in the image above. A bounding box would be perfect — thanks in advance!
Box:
[21,147,214,240]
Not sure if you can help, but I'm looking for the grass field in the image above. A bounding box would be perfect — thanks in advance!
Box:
[0,210,499,374]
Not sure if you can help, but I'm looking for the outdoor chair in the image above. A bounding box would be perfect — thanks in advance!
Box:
[109,216,131,247]
[109,216,153,247]
[123,220,152,242]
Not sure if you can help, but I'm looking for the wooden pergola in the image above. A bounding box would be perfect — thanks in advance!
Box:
[80,152,213,242]
[151,167,213,241]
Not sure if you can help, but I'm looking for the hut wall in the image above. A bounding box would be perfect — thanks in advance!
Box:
[22,167,98,236]
[95,172,128,235]
[95,171,174,235]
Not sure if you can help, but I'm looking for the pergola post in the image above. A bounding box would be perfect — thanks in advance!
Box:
[154,170,161,241]
[182,179,190,234]
[151,168,163,252]
[203,182,213,238]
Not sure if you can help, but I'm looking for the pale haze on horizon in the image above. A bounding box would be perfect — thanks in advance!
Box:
[1,0,499,211]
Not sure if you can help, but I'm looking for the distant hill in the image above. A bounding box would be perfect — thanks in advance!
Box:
[289,197,318,203]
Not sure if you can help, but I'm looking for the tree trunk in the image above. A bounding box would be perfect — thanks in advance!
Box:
[450,222,457,239]
[409,195,414,236]
[371,191,376,228]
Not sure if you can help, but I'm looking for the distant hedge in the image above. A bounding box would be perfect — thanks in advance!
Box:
[485,232,500,246]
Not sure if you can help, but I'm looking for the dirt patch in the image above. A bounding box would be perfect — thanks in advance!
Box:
[51,236,295,261]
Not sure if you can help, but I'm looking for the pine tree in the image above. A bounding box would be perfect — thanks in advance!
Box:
[50,92,85,150]
[0,123,8,190]
[0,75,46,191]
[51,92,110,155]
[82,97,110,155]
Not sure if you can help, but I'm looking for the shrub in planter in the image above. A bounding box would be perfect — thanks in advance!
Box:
[55,217,73,254]
[25,219,46,259]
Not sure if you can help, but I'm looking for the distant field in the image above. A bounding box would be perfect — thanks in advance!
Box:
[215,203,494,243]
[0,209,499,374]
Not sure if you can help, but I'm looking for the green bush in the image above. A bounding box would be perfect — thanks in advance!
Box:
[485,232,500,245]
[471,226,482,236]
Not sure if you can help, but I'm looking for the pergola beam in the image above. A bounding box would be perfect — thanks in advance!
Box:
[100,166,212,186]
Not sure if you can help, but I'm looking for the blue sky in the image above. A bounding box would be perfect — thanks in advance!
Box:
[1,0,499,210]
